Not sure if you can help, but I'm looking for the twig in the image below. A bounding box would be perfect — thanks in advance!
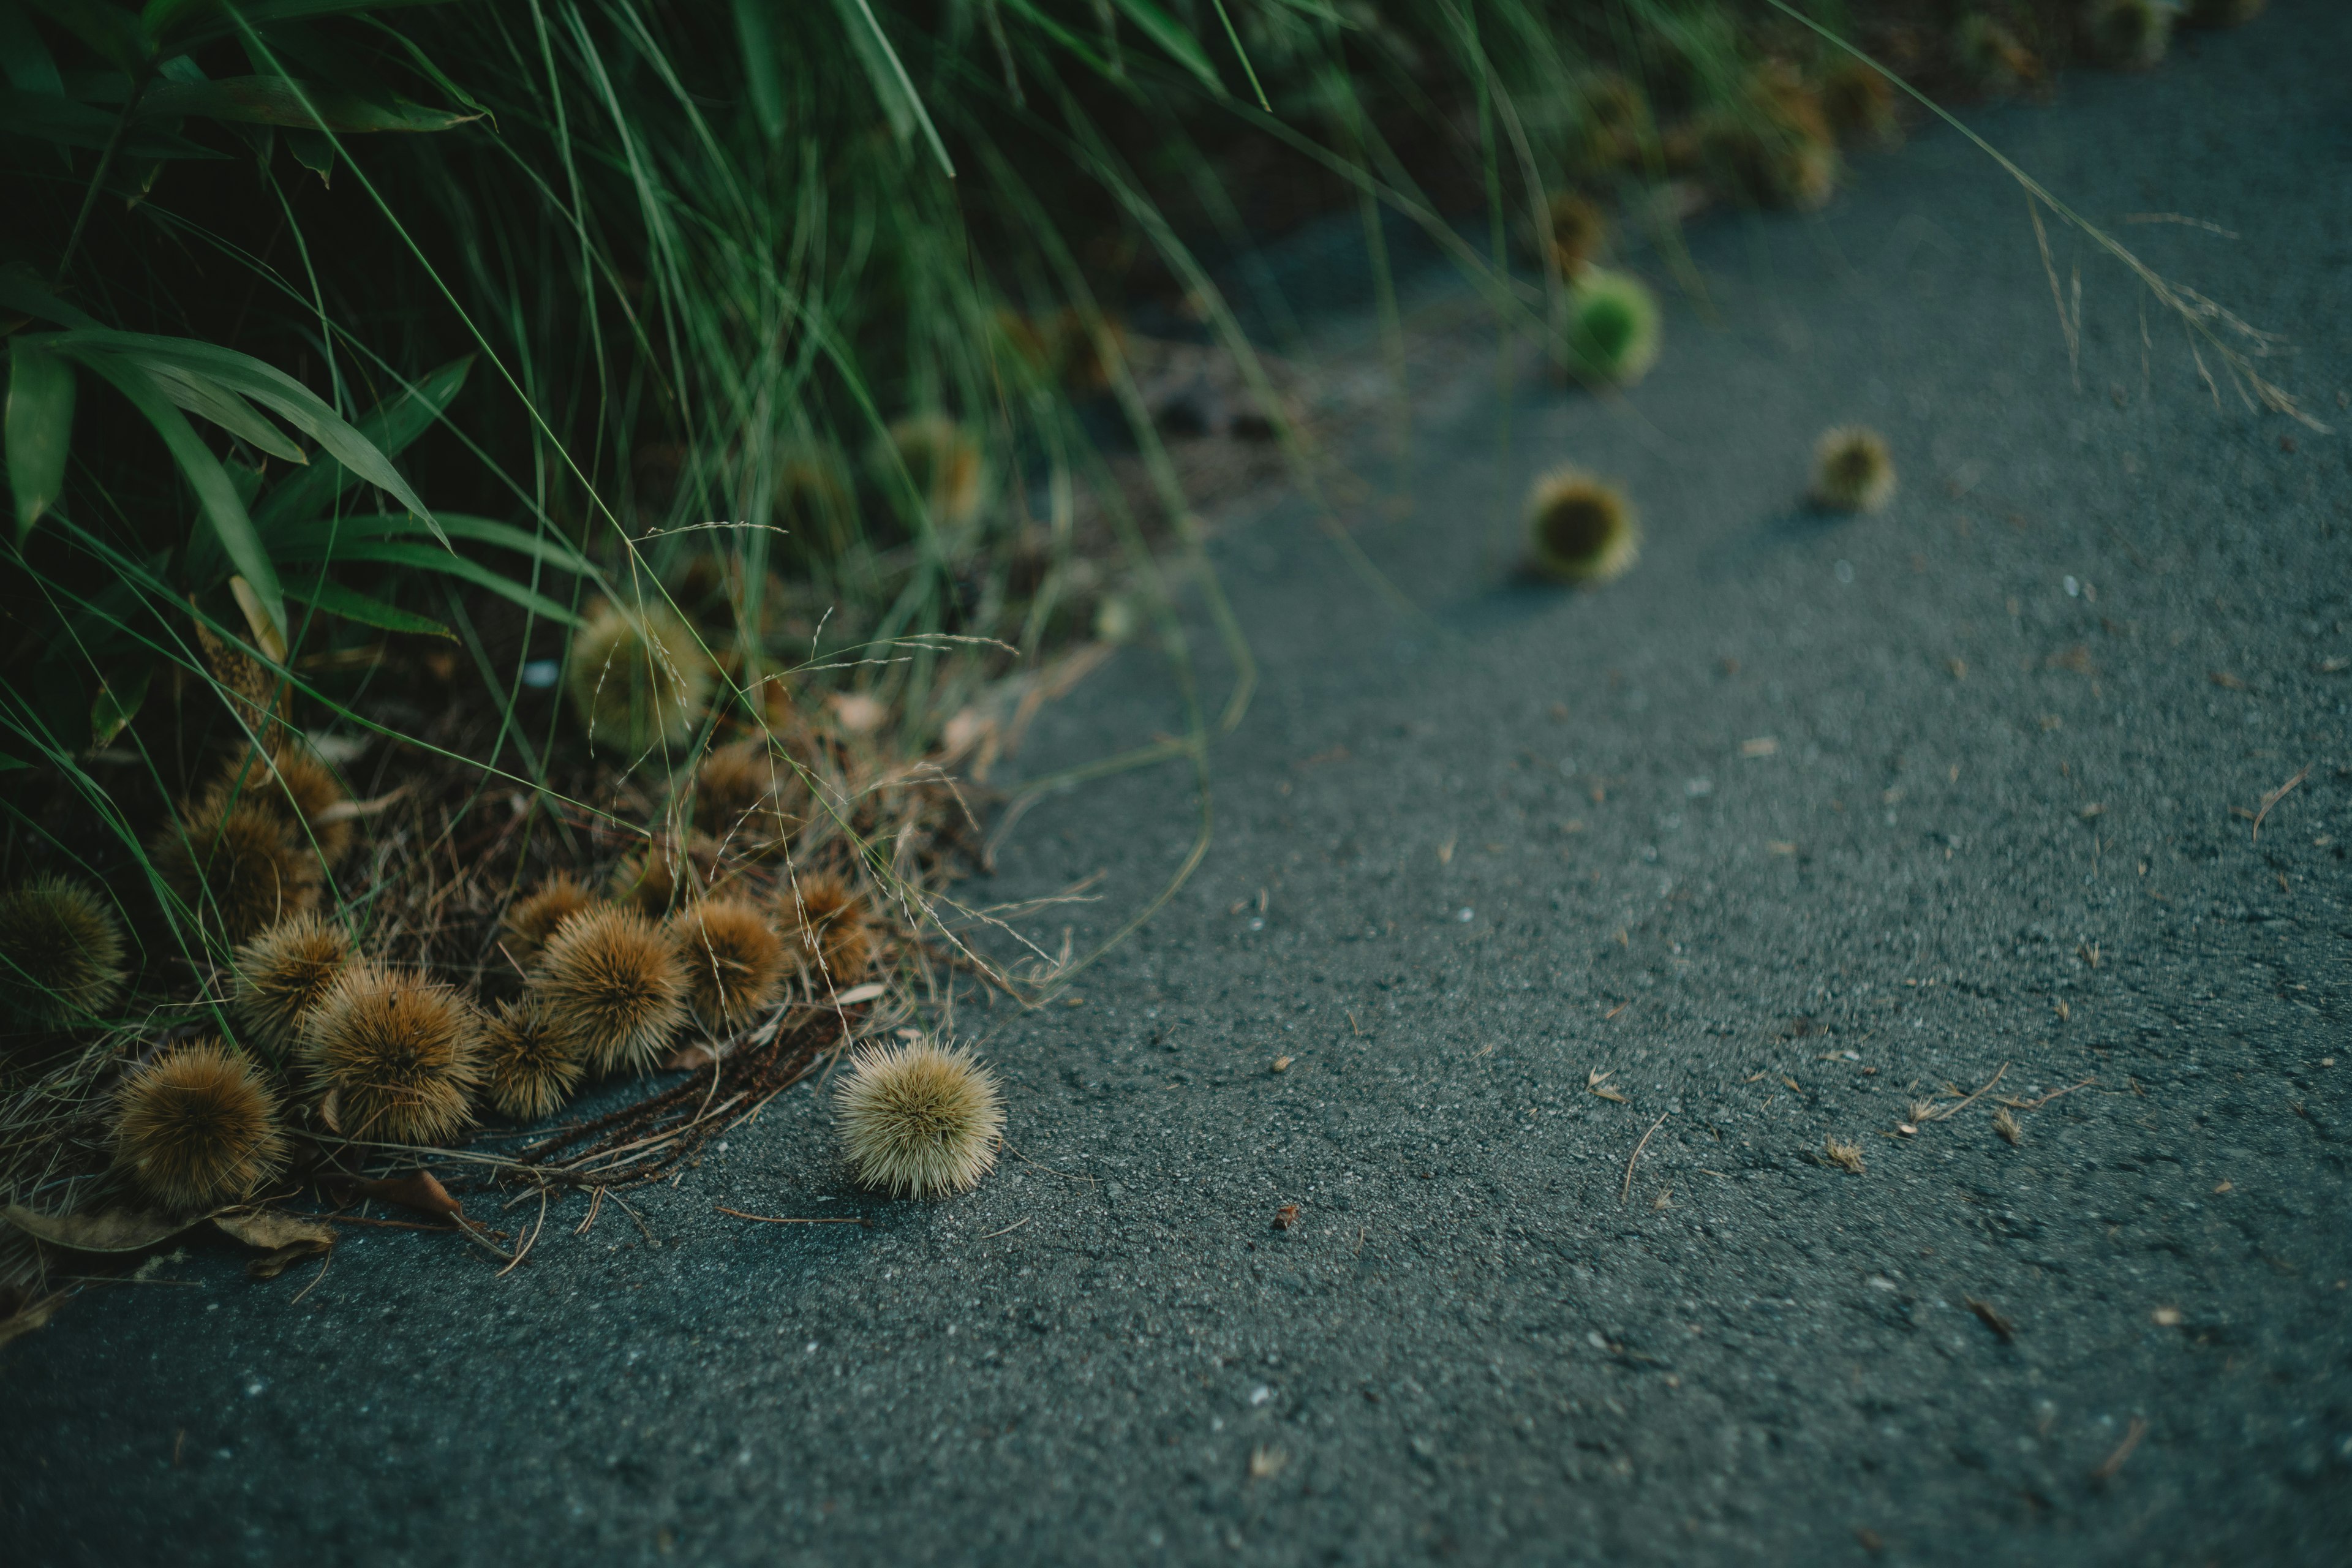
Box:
[1620,1110,1671,1205]
[2091,1417,2148,1481]
[497,1190,549,1278]
[1923,1061,2009,1122]
[2009,1076,2097,1111]
[289,1250,333,1306]
[575,1185,605,1237]
[317,1213,458,1232]
[2251,764,2310,842]
[976,1216,1031,1240]
[714,1206,870,1226]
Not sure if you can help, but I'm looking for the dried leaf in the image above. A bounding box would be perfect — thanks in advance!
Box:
[330,1169,461,1218]
[1272,1204,1299,1231]
[2,1203,202,1253]
[213,1207,337,1252]
[1589,1085,1629,1104]
[246,1240,331,1280]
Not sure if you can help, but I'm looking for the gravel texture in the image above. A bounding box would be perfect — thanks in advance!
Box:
[6,6,2350,1563]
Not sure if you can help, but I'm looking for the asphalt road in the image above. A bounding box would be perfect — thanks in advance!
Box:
[7,5,2350,1564]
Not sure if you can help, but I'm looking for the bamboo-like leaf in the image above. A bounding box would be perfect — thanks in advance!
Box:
[89,659,153,746]
[266,510,591,576]
[0,4,67,94]
[48,329,435,529]
[0,88,224,157]
[129,355,307,462]
[269,538,579,624]
[67,349,286,638]
[0,270,100,329]
[6,341,75,540]
[141,75,480,132]
[21,0,152,72]
[282,572,454,638]
[252,356,469,527]
[148,0,455,54]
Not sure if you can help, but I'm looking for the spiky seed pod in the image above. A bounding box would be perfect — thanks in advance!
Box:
[834,1039,1003,1198]
[774,452,858,562]
[693,741,805,850]
[113,1040,287,1211]
[0,875,127,1028]
[873,413,986,530]
[671,897,787,1035]
[564,597,717,758]
[229,914,355,1054]
[480,997,584,1122]
[1811,426,1898,513]
[302,963,482,1147]
[1525,470,1642,585]
[1822,60,1900,147]
[2182,0,2264,25]
[502,874,601,965]
[1564,270,1662,386]
[1544,192,1607,277]
[609,841,695,916]
[785,873,875,987]
[2090,0,2171,68]
[208,746,354,867]
[151,802,320,943]
[532,905,689,1074]
[1956,16,2038,91]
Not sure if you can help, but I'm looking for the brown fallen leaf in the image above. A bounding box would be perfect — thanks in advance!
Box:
[246,1240,333,1280]
[2,1204,202,1253]
[329,1169,462,1219]
[213,1207,337,1253]
[1272,1204,1299,1231]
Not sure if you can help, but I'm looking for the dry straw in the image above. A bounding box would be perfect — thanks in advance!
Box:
[0,875,126,1027]
[1525,469,1640,584]
[230,913,355,1054]
[532,905,690,1074]
[835,1039,1003,1197]
[303,963,483,1145]
[113,1039,287,1210]
[480,997,584,1122]
[672,897,787,1034]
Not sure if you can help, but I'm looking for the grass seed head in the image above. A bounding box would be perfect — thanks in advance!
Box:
[1811,426,1898,513]
[1824,1136,1866,1174]
[874,413,986,530]
[532,905,689,1074]
[671,897,786,1034]
[1992,1105,2022,1145]
[785,872,875,987]
[0,875,127,1028]
[835,1039,1004,1198]
[2090,0,2171,68]
[113,1039,287,1211]
[480,997,584,1122]
[303,963,482,1146]
[1565,268,1662,385]
[230,913,355,1054]
[502,874,601,965]
[153,801,321,943]
[1525,469,1641,585]
[564,597,717,758]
